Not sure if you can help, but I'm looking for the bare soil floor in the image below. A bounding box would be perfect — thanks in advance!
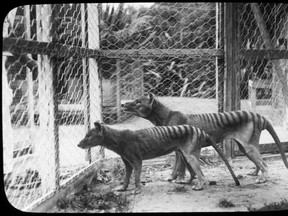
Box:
[128,158,288,212]
[55,156,288,212]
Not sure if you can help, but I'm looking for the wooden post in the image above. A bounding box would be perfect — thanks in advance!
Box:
[216,3,224,113]
[81,3,92,163]
[51,5,60,189]
[248,80,256,110]
[24,6,35,140]
[36,4,60,193]
[223,3,240,159]
[81,3,89,132]
[277,13,288,130]
[86,3,103,162]
[116,59,121,121]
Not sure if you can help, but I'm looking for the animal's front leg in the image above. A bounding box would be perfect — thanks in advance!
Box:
[115,157,133,192]
[133,161,142,194]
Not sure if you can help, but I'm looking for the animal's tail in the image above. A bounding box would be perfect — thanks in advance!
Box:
[206,136,240,186]
[264,118,288,169]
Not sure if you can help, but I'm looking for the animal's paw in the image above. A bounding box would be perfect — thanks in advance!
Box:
[173,175,186,184]
[166,173,178,182]
[174,179,188,184]
[255,178,268,184]
[166,177,175,182]
[114,185,127,192]
[247,170,258,176]
[192,185,204,191]
[134,187,141,194]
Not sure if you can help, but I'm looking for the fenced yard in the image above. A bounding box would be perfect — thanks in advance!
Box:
[2,2,288,212]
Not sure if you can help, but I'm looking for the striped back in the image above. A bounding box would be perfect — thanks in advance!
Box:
[194,111,267,129]
[144,125,206,143]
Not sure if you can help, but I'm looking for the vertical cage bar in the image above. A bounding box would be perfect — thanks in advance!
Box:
[87,3,103,162]
[223,3,240,159]
[116,59,121,121]
[36,4,60,192]
[24,5,36,159]
[24,5,34,128]
[81,3,92,163]
[216,3,224,113]
[51,4,60,190]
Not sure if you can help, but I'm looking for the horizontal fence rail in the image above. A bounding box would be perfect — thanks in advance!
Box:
[3,37,100,59]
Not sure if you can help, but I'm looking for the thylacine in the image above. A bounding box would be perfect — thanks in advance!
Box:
[78,122,240,194]
[123,93,288,184]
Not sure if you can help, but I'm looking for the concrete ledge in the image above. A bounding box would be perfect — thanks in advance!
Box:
[235,142,288,156]
[141,152,288,166]
[24,160,102,213]
[233,152,288,163]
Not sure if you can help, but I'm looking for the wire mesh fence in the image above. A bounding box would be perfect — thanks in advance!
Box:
[237,3,288,127]
[99,3,222,124]
[2,2,288,212]
[3,4,102,210]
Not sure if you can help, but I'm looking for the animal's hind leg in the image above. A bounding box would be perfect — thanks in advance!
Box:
[237,143,260,176]
[180,151,207,190]
[170,151,187,182]
[236,140,268,183]
[182,157,197,185]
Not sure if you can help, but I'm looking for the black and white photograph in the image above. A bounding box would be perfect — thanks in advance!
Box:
[2,2,288,213]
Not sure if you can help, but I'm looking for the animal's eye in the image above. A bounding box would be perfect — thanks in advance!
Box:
[86,133,93,139]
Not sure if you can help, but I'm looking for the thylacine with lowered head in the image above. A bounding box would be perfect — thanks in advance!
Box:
[78,122,240,194]
[123,93,288,184]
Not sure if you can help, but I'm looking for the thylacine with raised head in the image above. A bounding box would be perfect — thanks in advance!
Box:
[123,93,288,184]
[78,122,240,194]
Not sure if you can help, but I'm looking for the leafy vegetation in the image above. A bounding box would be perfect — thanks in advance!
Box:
[248,199,288,211]
[56,169,130,213]
[100,3,216,50]
[100,3,217,98]
[56,190,130,213]
[218,198,235,208]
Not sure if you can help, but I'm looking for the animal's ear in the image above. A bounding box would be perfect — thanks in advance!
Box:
[148,93,155,104]
[94,122,102,133]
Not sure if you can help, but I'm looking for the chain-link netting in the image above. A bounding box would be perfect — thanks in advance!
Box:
[237,3,288,129]
[98,3,222,124]
[3,4,102,210]
[3,2,288,212]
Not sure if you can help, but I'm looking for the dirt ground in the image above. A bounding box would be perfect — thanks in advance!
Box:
[55,155,288,212]
[127,157,288,212]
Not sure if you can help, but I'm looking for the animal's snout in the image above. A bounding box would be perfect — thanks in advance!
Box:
[77,142,84,149]
[121,100,134,107]
[121,101,133,112]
